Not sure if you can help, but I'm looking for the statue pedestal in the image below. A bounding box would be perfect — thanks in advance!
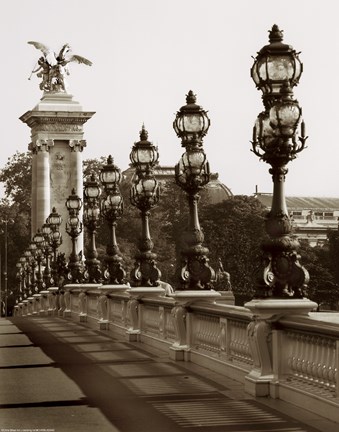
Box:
[20,92,94,257]
[169,290,221,361]
[98,285,130,330]
[126,287,165,341]
[244,298,317,397]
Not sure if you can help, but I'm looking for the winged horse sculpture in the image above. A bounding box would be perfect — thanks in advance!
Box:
[28,41,92,93]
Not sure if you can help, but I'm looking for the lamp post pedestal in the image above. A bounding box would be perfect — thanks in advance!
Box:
[76,283,102,322]
[244,298,317,397]
[169,290,221,361]
[125,287,165,341]
[47,287,58,315]
[39,290,49,315]
[32,293,41,315]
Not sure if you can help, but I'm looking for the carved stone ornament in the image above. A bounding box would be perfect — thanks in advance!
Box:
[69,139,86,152]
[34,123,83,133]
[32,138,54,153]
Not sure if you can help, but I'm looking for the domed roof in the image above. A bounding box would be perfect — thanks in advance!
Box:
[123,165,233,204]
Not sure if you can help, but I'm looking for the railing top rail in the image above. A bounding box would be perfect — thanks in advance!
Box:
[278,314,339,338]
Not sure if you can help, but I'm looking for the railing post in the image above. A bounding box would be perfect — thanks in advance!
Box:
[336,340,339,399]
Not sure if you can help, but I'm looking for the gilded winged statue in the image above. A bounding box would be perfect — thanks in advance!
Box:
[28,41,92,93]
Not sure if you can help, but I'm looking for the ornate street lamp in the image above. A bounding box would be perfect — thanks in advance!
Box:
[130,125,159,175]
[251,24,303,109]
[129,126,161,286]
[46,207,62,285]
[19,256,27,297]
[173,91,215,290]
[41,223,52,287]
[100,156,126,284]
[83,173,102,283]
[28,241,38,293]
[33,230,44,291]
[251,27,309,299]
[65,189,83,283]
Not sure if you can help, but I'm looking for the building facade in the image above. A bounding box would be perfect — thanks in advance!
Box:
[255,192,339,246]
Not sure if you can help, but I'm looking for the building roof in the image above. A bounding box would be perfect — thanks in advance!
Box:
[123,165,233,204]
[255,194,339,210]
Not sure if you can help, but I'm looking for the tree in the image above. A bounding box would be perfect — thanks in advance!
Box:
[298,239,338,310]
[0,151,32,215]
[199,195,268,304]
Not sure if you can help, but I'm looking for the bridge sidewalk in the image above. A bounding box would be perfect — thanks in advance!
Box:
[0,317,337,432]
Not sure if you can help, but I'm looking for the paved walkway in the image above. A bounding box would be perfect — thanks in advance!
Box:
[0,317,338,432]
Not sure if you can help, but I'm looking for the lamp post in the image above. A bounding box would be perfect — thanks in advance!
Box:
[173,90,215,290]
[83,173,102,283]
[28,241,38,293]
[65,189,83,283]
[23,250,32,296]
[41,223,52,288]
[100,155,126,284]
[250,25,309,299]
[129,125,161,287]
[33,229,45,292]
[46,207,62,285]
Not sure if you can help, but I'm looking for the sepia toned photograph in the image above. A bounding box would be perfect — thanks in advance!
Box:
[0,1,338,431]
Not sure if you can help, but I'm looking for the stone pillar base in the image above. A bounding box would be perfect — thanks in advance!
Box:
[244,371,273,396]
[63,310,72,318]
[79,314,87,323]
[39,310,46,316]
[99,320,109,330]
[169,345,188,361]
[126,329,140,342]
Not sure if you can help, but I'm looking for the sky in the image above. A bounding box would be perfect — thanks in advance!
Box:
[1,0,339,197]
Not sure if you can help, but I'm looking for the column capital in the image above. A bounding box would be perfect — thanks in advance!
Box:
[69,140,87,152]
[30,139,54,153]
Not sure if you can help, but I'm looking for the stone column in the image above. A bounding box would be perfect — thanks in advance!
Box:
[30,146,38,235]
[20,92,95,261]
[34,139,53,233]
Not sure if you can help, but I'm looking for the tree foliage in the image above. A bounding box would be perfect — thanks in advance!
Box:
[0,151,32,214]
[200,195,267,303]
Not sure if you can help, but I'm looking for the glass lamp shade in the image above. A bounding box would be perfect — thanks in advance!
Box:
[100,155,122,191]
[84,173,101,201]
[173,91,210,144]
[16,262,22,269]
[251,25,302,97]
[66,189,82,212]
[19,256,26,264]
[46,207,62,228]
[68,215,80,229]
[130,126,159,172]
[181,149,206,176]
[50,230,62,244]
[83,205,100,223]
[42,223,51,238]
[29,242,37,254]
[33,230,44,247]
[269,100,301,137]
[254,112,276,149]
[102,193,123,212]
[136,177,158,198]
[35,247,43,258]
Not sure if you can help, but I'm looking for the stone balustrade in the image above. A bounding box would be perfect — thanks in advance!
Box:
[17,285,339,423]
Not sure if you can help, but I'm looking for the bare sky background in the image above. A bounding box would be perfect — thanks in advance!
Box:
[1,0,338,197]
